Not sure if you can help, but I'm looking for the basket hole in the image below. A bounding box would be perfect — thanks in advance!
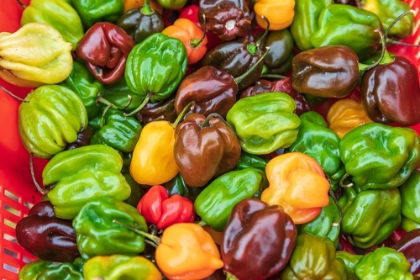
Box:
[24,200,34,209]
[4,248,18,259]
[3,204,20,217]
[4,190,19,202]
[23,256,33,264]
[3,219,17,229]
[3,263,18,274]
[3,233,17,244]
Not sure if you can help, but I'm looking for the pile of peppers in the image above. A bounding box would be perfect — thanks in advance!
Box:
[2,0,420,278]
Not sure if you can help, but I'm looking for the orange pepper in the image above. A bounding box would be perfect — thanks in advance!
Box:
[254,0,295,31]
[123,0,163,14]
[155,223,224,280]
[162,18,208,65]
[327,99,373,139]
[261,152,330,224]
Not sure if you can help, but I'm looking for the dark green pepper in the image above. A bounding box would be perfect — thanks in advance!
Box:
[19,260,83,280]
[194,168,262,231]
[71,0,124,28]
[399,169,420,232]
[336,251,362,280]
[72,197,148,259]
[163,173,204,203]
[102,78,145,112]
[123,173,144,207]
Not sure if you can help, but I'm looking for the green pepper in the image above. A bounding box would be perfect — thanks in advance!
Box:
[19,260,83,280]
[336,251,362,280]
[226,92,301,155]
[102,78,145,112]
[338,187,401,248]
[123,173,144,207]
[194,168,262,231]
[289,0,330,51]
[163,173,204,203]
[83,255,162,279]
[43,144,131,219]
[156,0,187,10]
[289,111,345,190]
[71,0,124,28]
[20,0,84,50]
[340,123,420,191]
[280,233,348,279]
[311,4,382,60]
[355,247,413,279]
[361,0,414,39]
[399,170,420,232]
[73,197,148,259]
[298,197,340,248]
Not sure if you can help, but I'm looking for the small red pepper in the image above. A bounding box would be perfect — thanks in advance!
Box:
[137,185,195,229]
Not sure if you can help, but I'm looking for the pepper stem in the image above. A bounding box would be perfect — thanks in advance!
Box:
[141,0,154,15]
[385,10,417,40]
[112,219,161,245]
[30,153,48,195]
[234,47,270,85]
[96,92,133,110]
[358,29,391,73]
[197,220,207,227]
[123,93,152,117]
[16,0,27,8]
[190,14,207,48]
[386,39,420,48]
[171,101,195,128]
[255,16,270,48]
[329,188,342,227]
[226,272,238,280]
[260,74,287,79]
[339,173,354,189]
[0,85,29,103]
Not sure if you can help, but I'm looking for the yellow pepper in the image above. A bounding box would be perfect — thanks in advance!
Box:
[0,22,73,88]
[261,152,330,224]
[327,99,373,139]
[254,0,295,31]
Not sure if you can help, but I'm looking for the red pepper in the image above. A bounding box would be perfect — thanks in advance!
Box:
[137,185,195,229]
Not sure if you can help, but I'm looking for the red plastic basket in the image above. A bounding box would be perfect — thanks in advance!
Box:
[1,0,420,279]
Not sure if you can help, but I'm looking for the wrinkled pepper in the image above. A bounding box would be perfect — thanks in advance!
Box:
[194,168,262,231]
[222,199,297,280]
[392,228,420,276]
[227,92,301,155]
[19,260,83,280]
[42,145,131,219]
[253,0,295,30]
[261,152,330,224]
[0,22,73,87]
[137,185,195,229]
[137,95,177,125]
[336,251,362,280]
[71,0,124,28]
[399,170,420,232]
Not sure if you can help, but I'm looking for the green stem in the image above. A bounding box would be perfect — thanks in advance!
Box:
[97,93,133,110]
[329,188,342,227]
[386,38,420,48]
[171,101,195,128]
[0,85,29,103]
[385,10,416,40]
[226,272,238,280]
[113,219,161,245]
[234,47,271,85]
[339,173,354,189]
[16,0,27,8]
[190,14,207,48]
[260,74,287,79]
[123,93,152,117]
[358,29,392,73]
[255,16,270,48]
[141,0,154,15]
[30,153,48,195]
[197,220,207,227]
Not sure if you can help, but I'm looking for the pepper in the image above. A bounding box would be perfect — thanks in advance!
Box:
[83,255,161,280]
[392,228,420,276]
[123,173,144,207]
[399,170,420,232]
[280,233,348,279]
[311,4,382,60]
[116,0,164,44]
[162,18,208,65]
[123,0,163,14]
[338,187,401,248]
[194,168,262,231]
[42,145,131,219]
[15,201,80,263]
[71,0,124,28]
[137,95,177,125]
[289,0,330,51]
[261,152,330,224]
[137,185,195,229]
[163,173,204,203]
[289,111,345,190]
[226,92,301,155]
[76,22,135,84]
[156,0,187,9]
[326,99,373,139]
[102,78,145,112]
[0,22,73,87]
[253,0,295,31]
[336,251,362,280]
[65,127,95,151]
[174,113,241,187]
[355,247,413,279]
[222,199,297,280]
[19,260,83,280]
[339,123,420,191]
[297,197,341,248]
[18,85,88,159]
[291,45,360,98]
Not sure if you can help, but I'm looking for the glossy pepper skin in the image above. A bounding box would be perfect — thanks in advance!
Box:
[174,113,241,187]
[163,174,204,203]
[43,145,131,219]
[292,45,360,98]
[137,96,177,125]
[195,168,262,231]
[18,85,88,159]
[83,255,161,280]
[254,0,295,31]
[258,30,294,75]
[290,0,330,51]
[340,123,420,190]
[327,99,373,139]
[338,187,401,248]
[360,56,420,126]
[261,152,330,224]
[227,92,301,155]
[336,251,362,280]
[399,170,420,232]
[73,197,148,259]
[280,233,348,279]
[392,228,420,275]
[102,78,145,112]
[15,201,80,263]
[71,0,124,28]
[123,0,163,14]
[289,111,345,190]
[137,185,195,229]
[222,199,296,280]
[0,22,73,87]
[76,22,135,84]
[20,0,84,50]
[355,247,413,279]
[19,260,83,280]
